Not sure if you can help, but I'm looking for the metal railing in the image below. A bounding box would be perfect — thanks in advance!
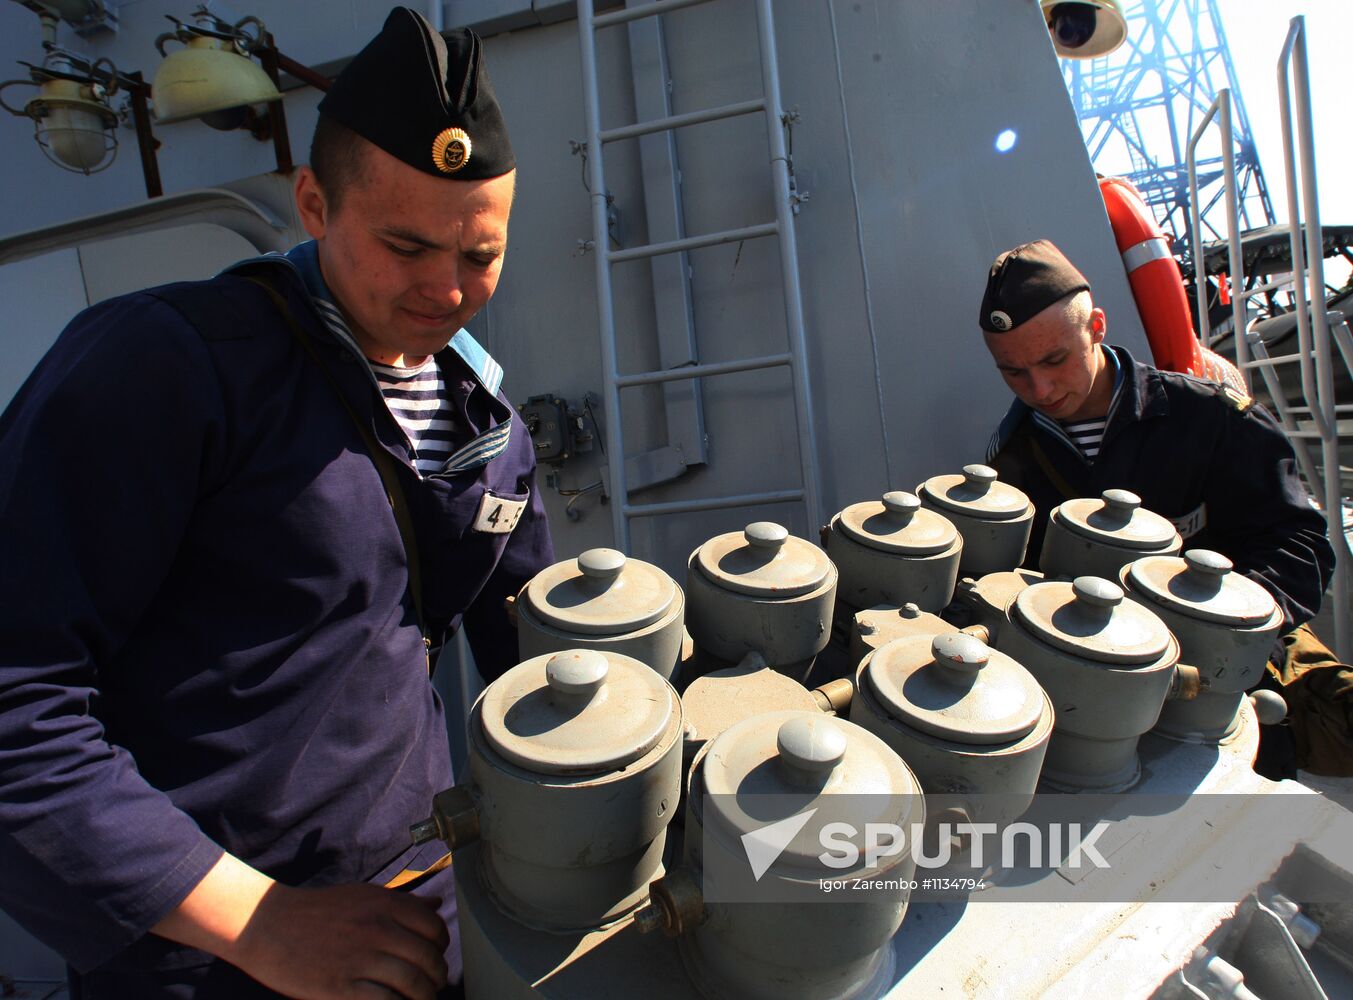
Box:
[1186,15,1350,660]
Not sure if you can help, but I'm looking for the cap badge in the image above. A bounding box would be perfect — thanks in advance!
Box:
[432,127,473,174]
[989,310,1013,331]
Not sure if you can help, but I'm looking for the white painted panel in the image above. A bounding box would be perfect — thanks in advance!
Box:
[0,248,88,412]
[78,223,261,305]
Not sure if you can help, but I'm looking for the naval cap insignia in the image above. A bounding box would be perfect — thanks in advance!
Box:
[432,127,472,175]
[989,310,1013,331]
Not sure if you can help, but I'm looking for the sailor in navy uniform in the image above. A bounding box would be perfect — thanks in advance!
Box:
[0,9,550,998]
[979,239,1339,778]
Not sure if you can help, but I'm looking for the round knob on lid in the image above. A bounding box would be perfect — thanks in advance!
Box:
[1073,576,1124,610]
[1184,549,1232,593]
[776,716,847,777]
[931,632,989,685]
[962,464,997,492]
[545,649,609,698]
[744,521,789,551]
[900,602,921,619]
[577,547,626,584]
[881,491,920,525]
[1101,489,1141,523]
[1250,689,1288,726]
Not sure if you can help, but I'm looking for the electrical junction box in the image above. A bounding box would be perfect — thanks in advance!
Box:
[518,394,570,463]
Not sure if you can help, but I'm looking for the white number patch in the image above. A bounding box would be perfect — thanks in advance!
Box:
[474,492,527,534]
[1169,503,1207,540]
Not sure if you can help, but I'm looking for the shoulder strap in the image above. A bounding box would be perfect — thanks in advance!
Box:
[1027,435,1079,504]
[242,276,430,666]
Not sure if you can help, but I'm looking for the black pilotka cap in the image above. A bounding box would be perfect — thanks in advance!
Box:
[979,239,1091,332]
[318,7,515,180]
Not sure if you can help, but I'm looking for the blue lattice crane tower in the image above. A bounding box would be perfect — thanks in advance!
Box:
[1058,0,1275,263]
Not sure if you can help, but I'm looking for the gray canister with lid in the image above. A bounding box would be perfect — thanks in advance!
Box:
[516,548,685,679]
[1040,489,1182,580]
[681,711,923,1000]
[851,632,1053,826]
[1122,550,1283,743]
[918,464,1034,575]
[685,522,838,679]
[826,491,963,613]
[996,576,1179,791]
[467,648,684,931]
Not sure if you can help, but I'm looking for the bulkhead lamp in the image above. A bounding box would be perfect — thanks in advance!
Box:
[1040,0,1128,59]
[151,12,280,129]
[0,57,120,174]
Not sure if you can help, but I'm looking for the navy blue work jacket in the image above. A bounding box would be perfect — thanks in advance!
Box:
[0,251,552,994]
[986,345,1333,630]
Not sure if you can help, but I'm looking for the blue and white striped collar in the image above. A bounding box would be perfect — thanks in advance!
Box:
[281,241,505,397]
[987,345,1126,464]
[230,242,512,476]
[1028,346,1125,459]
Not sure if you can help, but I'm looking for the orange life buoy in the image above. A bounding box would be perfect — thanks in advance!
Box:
[1099,176,1205,377]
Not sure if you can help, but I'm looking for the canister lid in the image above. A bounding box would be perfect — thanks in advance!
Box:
[695,522,833,598]
[1012,576,1171,665]
[480,649,674,774]
[1052,490,1180,550]
[697,711,920,869]
[1125,550,1279,626]
[522,548,677,635]
[918,465,1031,522]
[865,633,1045,745]
[837,491,959,556]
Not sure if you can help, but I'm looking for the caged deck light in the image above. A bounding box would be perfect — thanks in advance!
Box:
[0,8,123,175]
[1040,0,1128,59]
[2,2,328,195]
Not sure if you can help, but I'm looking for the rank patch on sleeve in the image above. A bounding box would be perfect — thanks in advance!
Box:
[474,491,527,534]
[1221,385,1253,412]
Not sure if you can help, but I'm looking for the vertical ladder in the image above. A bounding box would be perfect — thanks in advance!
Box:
[575,0,823,554]
[1186,15,1351,662]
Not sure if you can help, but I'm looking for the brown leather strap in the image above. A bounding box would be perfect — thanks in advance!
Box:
[243,276,430,665]
[384,851,454,891]
[1028,436,1079,504]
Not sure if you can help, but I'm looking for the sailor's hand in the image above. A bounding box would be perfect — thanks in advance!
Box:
[233,882,450,999]
[152,852,450,999]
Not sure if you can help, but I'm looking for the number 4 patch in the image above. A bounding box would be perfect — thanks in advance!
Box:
[474,492,527,534]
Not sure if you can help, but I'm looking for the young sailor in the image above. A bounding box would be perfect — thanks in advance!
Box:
[0,9,552,997]
[980,238,1348,778]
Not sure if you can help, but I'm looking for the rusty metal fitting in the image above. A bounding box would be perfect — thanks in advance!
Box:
[410,784,481,848]
[1168,663,1202,701]
[959,623,991,644]
[812,677,856,716]
[633,867,704,937]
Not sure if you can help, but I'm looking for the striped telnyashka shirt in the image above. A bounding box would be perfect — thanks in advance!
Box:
[1060,416,1108,460]
[369,356,457,476]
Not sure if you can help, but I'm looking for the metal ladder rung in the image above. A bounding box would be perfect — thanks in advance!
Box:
[578,0,823,552]
[1241,352,1307,370]
[600,98,766,144]
[616,352,790,388]
[625,488,804,519]
[609,221,777,263]
[592,0,718,30]
[1238,279,1292,299]
[1281,404,1353,415]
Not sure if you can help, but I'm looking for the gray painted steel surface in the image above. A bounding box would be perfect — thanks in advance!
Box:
[0,0,1150,580]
